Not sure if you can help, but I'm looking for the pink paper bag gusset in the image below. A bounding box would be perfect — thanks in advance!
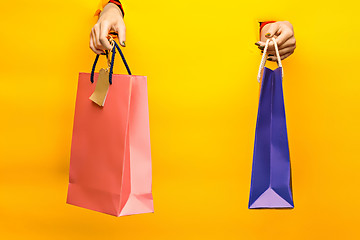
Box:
[66,41,153,217]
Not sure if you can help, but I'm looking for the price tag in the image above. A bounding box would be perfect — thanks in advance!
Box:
[89,68,110,106]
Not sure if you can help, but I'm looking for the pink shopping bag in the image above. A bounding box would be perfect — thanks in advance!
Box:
[66,40,153,216]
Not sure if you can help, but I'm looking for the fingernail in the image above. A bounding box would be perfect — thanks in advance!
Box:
[258,46,264,50]
[255,42,260,46]
[121,41,126,47]
[268,54,274,56]
[265,33,271,37]
[267,58,272,61]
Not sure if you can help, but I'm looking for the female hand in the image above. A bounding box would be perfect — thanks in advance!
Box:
[256,21,296,61]
[90,3,126,55]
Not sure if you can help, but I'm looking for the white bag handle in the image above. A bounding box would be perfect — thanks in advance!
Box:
[257,37,284,82]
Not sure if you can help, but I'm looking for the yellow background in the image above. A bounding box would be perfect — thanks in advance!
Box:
[1,0,359,239]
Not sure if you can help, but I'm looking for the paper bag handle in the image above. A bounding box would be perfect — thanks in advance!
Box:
[257,37,284,83]
[90,40,132,85]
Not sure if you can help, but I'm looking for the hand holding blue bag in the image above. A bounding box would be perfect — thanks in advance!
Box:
[249,38,294,209]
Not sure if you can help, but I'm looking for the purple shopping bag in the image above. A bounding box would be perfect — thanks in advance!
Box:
[248,38,294,209]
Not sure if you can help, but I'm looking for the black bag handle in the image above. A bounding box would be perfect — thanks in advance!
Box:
[90,40,132,85]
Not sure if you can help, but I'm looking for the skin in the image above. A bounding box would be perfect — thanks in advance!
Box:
[90,3,126,55]
[255,21,296,61]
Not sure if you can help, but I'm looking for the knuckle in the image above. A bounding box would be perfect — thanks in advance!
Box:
[99,37,105,44]
[283,20,290,25]
[100,21,108,29]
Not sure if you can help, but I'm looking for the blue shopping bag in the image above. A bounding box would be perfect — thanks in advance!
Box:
[249,38,294,209]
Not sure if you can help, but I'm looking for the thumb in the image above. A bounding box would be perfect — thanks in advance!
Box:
[116,23,126,47]
[265,22,280,38]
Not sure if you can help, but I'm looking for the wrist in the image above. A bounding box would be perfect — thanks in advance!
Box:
[100,3,123,19]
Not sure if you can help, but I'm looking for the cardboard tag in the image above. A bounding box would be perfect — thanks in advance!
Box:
[89,68,110,106]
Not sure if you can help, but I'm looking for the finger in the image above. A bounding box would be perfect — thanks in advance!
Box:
[267,51,293,62]
[267,31,293,50]
[99,22,113,50]
[267,37,296,50]
[92,29,105,53]
[116,23,126,47]
[280,52,293,60]
[264,22,280,39]
[258,38,295,52]
[256,36,281,50]
[256,40,272,51]
[267,46,295,56]
[93,24,104,50]
[92,24,101,48]
[274,29,293,47]
[90,33,104,55]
